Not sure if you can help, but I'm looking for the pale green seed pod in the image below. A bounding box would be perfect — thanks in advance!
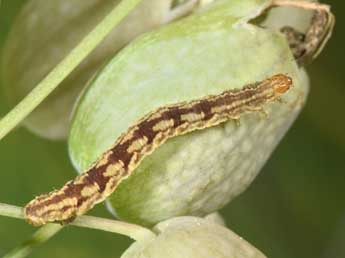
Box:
[1,0,198,139]
[121,216,267,258]
[68,0,311,226]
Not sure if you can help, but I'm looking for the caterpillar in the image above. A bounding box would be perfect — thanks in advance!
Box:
[24,74,292,226]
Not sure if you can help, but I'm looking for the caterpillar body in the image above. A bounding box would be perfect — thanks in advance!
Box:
[24,74,292,226]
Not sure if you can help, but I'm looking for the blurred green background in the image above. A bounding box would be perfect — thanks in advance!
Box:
[0,0,344,257]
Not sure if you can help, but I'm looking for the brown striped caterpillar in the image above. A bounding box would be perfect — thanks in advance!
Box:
[24,74,292,226]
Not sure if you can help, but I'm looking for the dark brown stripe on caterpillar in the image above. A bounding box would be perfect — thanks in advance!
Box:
[24,74,292,226]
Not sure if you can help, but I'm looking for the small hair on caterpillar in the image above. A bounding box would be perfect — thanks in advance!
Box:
[24,74,292,226]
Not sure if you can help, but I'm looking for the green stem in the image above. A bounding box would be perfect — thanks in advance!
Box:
[0,0,142,140]
[0,203,23,219]
[73,215,156,241]
[3,224,62,258]
[0,203,155,242]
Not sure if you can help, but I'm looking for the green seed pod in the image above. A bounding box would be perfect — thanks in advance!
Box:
[1,0,198,139]
[69,0,309,226]
[121,216,267,258]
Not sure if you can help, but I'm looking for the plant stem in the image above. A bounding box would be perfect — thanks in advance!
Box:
[0,203,156,242]
[73,215,156,241]
[0,203,23,219]
[0,0,142,140]
[2,224,62,258]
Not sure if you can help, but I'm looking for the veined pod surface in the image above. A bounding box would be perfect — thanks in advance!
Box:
[1,0,200,139]
[121,216,268,258]
[69,0,309,226]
